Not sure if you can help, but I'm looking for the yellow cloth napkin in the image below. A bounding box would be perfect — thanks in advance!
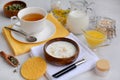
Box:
[2,13,69,56]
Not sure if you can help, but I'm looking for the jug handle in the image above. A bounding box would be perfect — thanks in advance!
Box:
[86,1,95,13]
[86,2,96,21]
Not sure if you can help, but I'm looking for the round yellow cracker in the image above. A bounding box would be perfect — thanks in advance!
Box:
[21,57,47,80]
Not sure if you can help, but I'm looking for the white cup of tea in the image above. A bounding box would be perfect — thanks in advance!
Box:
[11,7,47,34]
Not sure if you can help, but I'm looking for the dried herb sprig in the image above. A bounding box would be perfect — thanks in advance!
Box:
[5,3,25,11]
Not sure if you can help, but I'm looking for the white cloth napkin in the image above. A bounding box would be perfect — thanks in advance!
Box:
[30,33,99,80]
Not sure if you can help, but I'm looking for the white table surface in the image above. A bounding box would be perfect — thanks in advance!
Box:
[0,0,120,80]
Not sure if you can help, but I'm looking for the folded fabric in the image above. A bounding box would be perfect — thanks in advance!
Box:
[2,13,69,56]
[30,33,99,80]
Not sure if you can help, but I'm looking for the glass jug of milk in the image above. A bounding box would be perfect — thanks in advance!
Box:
[66,0,93,34]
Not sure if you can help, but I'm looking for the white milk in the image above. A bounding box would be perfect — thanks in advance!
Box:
[66,10,89,34]
[46,41,76,58]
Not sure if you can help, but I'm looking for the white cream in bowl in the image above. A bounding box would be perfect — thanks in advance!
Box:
[46,41,76,58]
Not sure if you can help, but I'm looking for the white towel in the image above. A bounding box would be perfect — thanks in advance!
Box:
[30,33,99,80]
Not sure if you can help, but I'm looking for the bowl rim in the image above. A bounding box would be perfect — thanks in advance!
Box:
[44,37,79,59]
[3,0,27,11]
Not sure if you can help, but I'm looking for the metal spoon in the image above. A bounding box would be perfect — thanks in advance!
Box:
[0,51,19,67]
[5,27,37,42]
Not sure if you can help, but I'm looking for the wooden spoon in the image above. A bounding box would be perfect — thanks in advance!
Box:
[0,51,19,67]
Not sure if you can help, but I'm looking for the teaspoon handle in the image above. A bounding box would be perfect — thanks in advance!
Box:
[4,27,26,36]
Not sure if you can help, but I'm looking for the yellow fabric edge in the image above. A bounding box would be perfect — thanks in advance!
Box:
[2,26,16,54]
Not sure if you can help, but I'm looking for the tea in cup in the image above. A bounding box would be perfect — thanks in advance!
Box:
[11,7,47,34]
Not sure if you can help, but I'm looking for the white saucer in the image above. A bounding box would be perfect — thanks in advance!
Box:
[11,20,56,43]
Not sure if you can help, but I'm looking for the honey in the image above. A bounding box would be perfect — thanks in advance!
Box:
[84,30,107,48]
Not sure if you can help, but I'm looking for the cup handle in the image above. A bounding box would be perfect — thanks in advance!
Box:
[11,16,20,27]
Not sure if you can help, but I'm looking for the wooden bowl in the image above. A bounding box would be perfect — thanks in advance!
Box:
[3,0,27,18]
[44,37,79,66]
